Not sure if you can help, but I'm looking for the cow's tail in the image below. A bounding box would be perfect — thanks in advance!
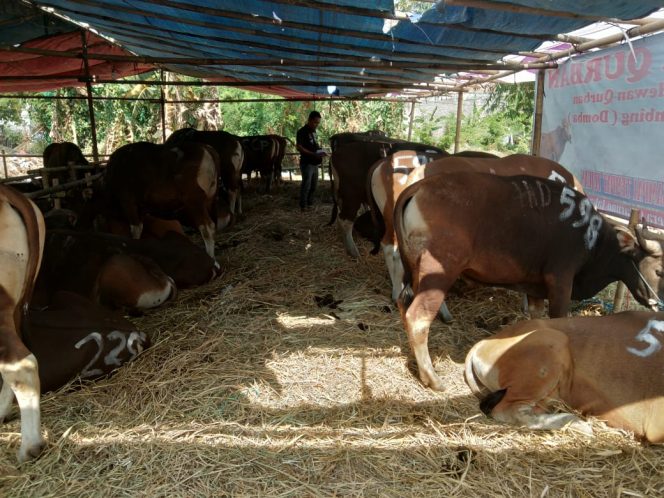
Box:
[1,186,44,340]
[394,183,417,310]
[365,163,384,255]
[326,160,338,226]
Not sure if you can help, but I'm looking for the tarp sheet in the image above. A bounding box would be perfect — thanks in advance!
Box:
[0,0,661,97]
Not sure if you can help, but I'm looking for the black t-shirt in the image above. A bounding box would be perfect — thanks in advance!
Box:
[296,124,322,165]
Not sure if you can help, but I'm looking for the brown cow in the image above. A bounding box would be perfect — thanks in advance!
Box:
[42,141,89,184]
[0,185,46,462]
[28,292,150,393]
[34,231,177,312]
[369,153,583,310]
[394,172,664,391]
[465,311,664,442]
[165,128,244,216]
[540,119,572,162]
[104,141,219,258]
[241,135,282,192]
[329,139,445,257]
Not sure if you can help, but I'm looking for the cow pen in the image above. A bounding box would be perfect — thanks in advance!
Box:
[1,182,660,496]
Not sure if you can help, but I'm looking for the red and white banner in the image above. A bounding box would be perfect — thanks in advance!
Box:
[541,33,664,227]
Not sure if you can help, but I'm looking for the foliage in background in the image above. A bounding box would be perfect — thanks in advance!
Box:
[0,73,534,159]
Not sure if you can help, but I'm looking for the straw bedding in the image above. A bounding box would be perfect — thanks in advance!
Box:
[1,181,661,497]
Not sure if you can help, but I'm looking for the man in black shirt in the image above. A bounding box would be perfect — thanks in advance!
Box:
[296,111,326,211]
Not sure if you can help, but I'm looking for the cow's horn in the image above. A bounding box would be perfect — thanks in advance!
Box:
[635,221,662,254]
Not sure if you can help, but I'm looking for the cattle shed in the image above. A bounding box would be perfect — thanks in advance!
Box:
[1,1,664,496]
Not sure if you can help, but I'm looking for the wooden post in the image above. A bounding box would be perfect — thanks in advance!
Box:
[52,178,61,209]
[454,91,463,153]
[612,208,641,313]
[531,70,545,156]
[1,150,7,178]
[80,30,100,164]
[407,100,416,141]
[160,69,167,143]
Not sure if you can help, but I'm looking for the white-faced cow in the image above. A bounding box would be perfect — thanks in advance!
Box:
[465,311,664,442]
[329,139,445,258]
[394,172,664,391]
[369,153,583,315]
[0,185,46,462]
[165,128,244,216]
[104,141,219,258]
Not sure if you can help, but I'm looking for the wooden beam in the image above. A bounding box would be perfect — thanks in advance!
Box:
[446,0,627,21]
[531,70,545,156]
[407,100,416,141]
[80,30,99,164]
[454,91,463,153]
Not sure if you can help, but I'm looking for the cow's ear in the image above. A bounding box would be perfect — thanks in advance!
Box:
[615,226,637,254]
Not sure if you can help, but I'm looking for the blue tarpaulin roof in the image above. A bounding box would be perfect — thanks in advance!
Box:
[1,0,662,97]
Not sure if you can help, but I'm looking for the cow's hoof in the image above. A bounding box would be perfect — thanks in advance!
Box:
[17,439,46,464]
[423,375,446,392]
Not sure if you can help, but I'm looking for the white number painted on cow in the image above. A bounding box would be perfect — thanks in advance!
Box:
[627,320,664,358]
[75,330,146,379]
[74,332,105,379]
[548,170,567,183]
[558,187,603,250]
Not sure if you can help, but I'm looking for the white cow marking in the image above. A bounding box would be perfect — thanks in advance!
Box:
[558,186,603,250]
[627,320,664,357]
[548,170,567,183]
[75,331,148,378]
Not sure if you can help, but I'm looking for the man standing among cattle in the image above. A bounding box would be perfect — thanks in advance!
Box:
[296,111,326,212]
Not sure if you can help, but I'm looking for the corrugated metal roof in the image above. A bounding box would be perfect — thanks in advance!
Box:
[1,1,662,96]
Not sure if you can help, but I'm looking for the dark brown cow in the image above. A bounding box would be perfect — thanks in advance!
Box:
[394,172,664,391]
[241,135,283,192]
[540,119,572,162]
[42,141,89,185]
[465,311,664,442]
[329,130,388,152]
[369,153,582,308]
[104,141,219,257]
[34,231,177,312]
[0,185,46,462]
[27,292,150,393]
[165,128,244,216]
[329,139,445,257]
[270,134,292,185]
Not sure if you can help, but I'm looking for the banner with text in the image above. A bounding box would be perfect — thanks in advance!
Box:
[542,33,664,228]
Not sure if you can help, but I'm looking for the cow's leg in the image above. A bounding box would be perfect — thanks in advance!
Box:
[493,403,591,435]
[383,243,403,302]
[526,295,546,318]
[184,201,216,258]
[0,378,14,421]
[544,273,573,318]
[400,287,447,391]
[338,217,359,258]
[198,222,215,258]
[0,330,44,462]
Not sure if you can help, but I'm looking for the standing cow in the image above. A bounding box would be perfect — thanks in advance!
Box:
[465,311,664,442]
[540,119,572,162]
[241,134,285,193]
[104,141,219,258]
[394,172,664,391]
[165,128,244,216]
[0,185,46,462]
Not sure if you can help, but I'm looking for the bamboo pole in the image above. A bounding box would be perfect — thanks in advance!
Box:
[454,91,464,153]
[160,69,166,143]
[1,150,7,179]
[531,70,545,156]
[80,30,100,164]
[24,173,104,199]
[613,208,641,313]
[407,101,416,141]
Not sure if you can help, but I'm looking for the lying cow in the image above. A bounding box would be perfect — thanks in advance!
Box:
[394,172,664,391]
[330,139,445,257]
[34,231,177,312]
[464,311,664,442]
[104,141,219,257]
[28,292,150,393]
[0,185,46,462]
[165,128,244,216]
[369,153,582,312]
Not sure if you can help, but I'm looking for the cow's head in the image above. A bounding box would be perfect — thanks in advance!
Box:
[616,223,664,310]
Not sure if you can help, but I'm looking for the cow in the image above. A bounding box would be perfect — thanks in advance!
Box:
[27,291,150,393]
[104,141,219,258]
[34,231,177,312]
[394,172,664,391]
[42,141,89,184]
[270,134,292,185]
[540,119,572,162]
[165,128,244,216]
[0,185,46,462]
[464,311,664,442]
[369,153,583,312]
[329,130,388,152]
[329,139,445,258]
[241,134,287,193]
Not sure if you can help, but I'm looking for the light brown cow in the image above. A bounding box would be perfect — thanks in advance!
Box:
[464,311,664,442]
[0,185,46,462]
[369,152,583,313]
[540,119,572,162]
